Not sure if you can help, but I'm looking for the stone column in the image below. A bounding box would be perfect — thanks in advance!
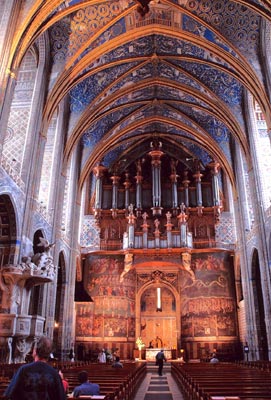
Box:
[0,0,21,144]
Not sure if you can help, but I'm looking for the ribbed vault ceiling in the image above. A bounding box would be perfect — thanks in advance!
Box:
[8,0,271,191]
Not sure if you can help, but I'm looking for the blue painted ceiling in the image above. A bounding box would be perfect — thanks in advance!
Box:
[31,0,270,183]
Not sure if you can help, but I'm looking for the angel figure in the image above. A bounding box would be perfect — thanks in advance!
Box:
[31,237,55,271]
[37,237,55,255]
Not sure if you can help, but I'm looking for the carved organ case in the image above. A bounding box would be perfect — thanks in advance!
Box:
[88,140,225,250]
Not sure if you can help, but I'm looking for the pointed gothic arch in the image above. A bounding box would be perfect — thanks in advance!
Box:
[0,194,17,267]
[136,270,181,353]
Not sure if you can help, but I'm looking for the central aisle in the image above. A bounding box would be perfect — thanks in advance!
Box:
[134,363,185,400]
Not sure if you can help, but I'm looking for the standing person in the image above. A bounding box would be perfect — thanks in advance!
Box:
[4,336,66,400]
[98,348,106,363]
[72,370,100,397]
[68,348,75,362]
[155,349,167,376]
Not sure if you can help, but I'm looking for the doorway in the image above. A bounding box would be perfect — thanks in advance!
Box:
[137,283,180,356]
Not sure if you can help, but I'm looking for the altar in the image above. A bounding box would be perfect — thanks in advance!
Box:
[145,348,172,360]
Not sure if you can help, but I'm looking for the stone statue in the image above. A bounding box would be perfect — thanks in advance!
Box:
[142,212,148,224]
[21,256,36,273]
[154,218,160,233]
[180,202,186,214]
[31,237,56,277]
[128,204,134,216]
[166,211,172,224]
[36,237,55,255]
[120,253,134,282]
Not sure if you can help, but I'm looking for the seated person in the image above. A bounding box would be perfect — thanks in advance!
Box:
[210,353,219,363]
[112,356,123,368]
[59,370,69,395]
[72,370,100,398]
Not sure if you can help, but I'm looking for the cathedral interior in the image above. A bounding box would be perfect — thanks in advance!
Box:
[1,0,271,363]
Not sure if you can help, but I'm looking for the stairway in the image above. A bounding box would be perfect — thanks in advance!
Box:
[134,361,184,400]
[146,361,171,374]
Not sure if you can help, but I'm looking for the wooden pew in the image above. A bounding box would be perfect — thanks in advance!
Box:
[0,361,146,400]
[62,361,146,399]
[171,362,271,400]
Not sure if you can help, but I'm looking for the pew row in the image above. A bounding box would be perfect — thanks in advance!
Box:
[171,362,271,400]
[0,361,146,400]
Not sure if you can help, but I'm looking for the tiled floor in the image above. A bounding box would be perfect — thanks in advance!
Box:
[134,371,185,400]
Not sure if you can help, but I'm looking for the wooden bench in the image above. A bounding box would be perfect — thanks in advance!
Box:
[171,362,271,400]
[0,361,146,400]
[62,362,146,399]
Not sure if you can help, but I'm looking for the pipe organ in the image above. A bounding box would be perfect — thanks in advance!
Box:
[91,142,223,250]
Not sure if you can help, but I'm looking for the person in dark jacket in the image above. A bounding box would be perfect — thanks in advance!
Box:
[112,356,123,368]
[4,336,66,400]
[155,349,167,376]
[72,370,100,398]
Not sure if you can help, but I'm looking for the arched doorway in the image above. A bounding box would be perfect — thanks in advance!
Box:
[0,194,17,266]
[251,249,268,360]
[140,286,177,348]
[136,272,180,360]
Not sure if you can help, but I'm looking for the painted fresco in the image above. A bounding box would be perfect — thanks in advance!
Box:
[76,255,136,339]
[139,287,177,349]
[181,252,237,339]
[76,303,95,337]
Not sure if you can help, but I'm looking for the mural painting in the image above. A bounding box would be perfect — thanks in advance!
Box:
[181,252,237,342]
[76,303,95,337]
[76,255,136,339]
